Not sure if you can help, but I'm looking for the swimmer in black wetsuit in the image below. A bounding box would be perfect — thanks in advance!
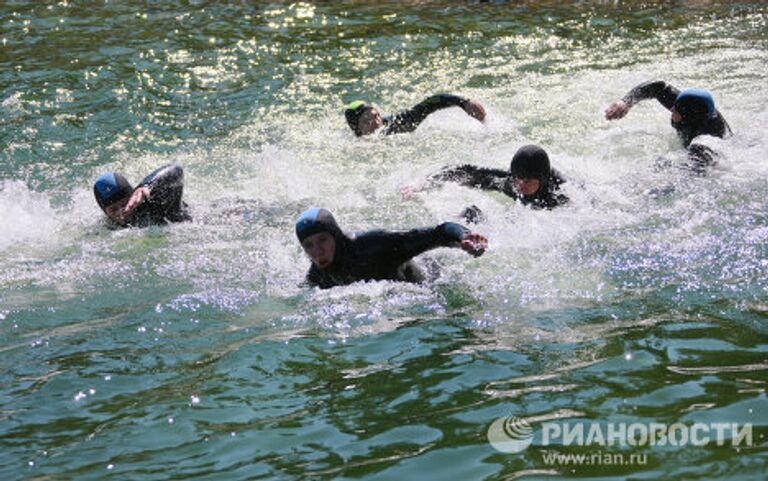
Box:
[93,164,191,228]
[344,94,486,136]
[295,207,488,289]
[605,81,732,171]
[403,145,568,212]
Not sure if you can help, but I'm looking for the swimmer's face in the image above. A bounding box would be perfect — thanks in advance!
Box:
[513,177,541,197]
[103,196,131,224]
[357,107,384,135]
[301,231,336,270]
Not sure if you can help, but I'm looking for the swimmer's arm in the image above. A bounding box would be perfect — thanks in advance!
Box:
[403,165,507,200]
[357,222,486,266]
[119,166,183,219]
[621,80,680,110]
[137,164,185,207]
[139,164,184,192]
[402,165,506,200]
[386,94,483,134]
[429,165,507,190]
[606,81,680,120]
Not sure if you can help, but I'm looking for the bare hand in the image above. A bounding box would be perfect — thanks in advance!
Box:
[604,100,630,120]
[463,99,486,122]
[120,186,150,219]
[460,233,488,257]
[400,184,422,201]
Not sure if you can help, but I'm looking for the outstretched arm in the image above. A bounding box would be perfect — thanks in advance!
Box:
[605,80,680,120]
[355,222,487,268]
[429,164,508,190]
[386,94,485,134]
[402,164,509,200]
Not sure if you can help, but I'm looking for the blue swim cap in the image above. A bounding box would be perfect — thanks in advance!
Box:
[93,172,133,209]
[674,89,716,120]
[296,207,342,243]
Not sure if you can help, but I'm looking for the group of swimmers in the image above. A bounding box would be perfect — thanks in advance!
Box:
[93,80,731,289]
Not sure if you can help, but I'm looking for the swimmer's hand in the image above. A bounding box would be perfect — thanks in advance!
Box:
[120,186,150,220]
[460,233,487,257]
[400,184,423,201]
[463,99,486,123]
[605,100,630,120]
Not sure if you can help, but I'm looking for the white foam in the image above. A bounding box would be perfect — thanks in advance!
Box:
[0,181,61,253]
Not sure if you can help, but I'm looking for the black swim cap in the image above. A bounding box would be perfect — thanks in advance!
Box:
[344,100,369,136]
[296,207,344,243]
[510,145,551,181]
[93,172,133,209]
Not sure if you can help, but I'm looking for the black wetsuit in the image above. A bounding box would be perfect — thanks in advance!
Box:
[305,223,470,289]
[428,164,569,210]
[622,80,732,148]
[382,94,471,135]
[123,164,191,227]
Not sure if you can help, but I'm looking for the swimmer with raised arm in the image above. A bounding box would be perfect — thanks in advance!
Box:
[296,208,487,289]
[404,145,568,212]
[93,164,191,228]
[605,81,732,171]
[344,94,486,137]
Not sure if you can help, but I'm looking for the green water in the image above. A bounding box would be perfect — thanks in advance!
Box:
[1,2,767,479]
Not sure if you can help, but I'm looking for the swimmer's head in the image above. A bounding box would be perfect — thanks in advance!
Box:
[344,100,383,136]
[94,172,134,224]
[296,207,342,242]
[672,89,716,125]
[296,207,343,270]
[509,145,551,197]
[94,172,133,209]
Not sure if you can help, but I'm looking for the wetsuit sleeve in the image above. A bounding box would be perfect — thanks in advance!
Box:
[621,80,680,110]
[135,164,188,221]
[426,164,509,191]
[384,94,470,134]
[354,222,470,268]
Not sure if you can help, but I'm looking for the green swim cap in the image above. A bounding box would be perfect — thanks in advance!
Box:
[344,100,370,136]
[345,100,368,111]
